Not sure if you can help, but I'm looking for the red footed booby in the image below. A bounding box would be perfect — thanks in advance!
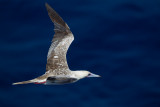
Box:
[13,3,100,85]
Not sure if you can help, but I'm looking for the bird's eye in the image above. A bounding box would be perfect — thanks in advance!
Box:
[88,73,91,76]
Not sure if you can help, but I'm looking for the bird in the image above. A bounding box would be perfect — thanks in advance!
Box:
[12,3,100,85]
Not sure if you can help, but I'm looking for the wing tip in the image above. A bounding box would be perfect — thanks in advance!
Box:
[45,3,71,33]
[45,2,51,10]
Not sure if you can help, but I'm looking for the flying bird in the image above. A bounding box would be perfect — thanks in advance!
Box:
[13,3,100,85]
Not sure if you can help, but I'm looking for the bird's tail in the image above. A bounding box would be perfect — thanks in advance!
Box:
[12,79,35,85]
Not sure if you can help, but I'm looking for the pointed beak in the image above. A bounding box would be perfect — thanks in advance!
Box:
[87,73,101,77]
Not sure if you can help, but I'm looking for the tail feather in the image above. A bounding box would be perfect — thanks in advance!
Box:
[12,80,34,85]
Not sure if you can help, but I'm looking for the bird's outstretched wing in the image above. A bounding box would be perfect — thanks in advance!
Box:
[45,3,74,72]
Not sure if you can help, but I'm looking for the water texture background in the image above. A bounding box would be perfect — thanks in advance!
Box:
[0,0,160,107]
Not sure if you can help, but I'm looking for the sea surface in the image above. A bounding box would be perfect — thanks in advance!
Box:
[0,0,160,107]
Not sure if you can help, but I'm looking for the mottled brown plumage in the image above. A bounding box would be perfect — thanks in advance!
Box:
[45,3,74,74]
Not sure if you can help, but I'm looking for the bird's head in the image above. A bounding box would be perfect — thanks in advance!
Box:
[73,70,100,79]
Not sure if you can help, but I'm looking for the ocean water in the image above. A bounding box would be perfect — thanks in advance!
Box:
[0,0,160,107]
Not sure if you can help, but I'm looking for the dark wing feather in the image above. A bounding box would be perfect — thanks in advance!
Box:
[45,3,74,72]
[46,76,77,84]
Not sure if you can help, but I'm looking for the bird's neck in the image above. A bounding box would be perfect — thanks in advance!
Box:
[71,71,88,79]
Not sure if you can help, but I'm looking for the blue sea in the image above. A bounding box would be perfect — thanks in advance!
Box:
[0,0,160,107]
